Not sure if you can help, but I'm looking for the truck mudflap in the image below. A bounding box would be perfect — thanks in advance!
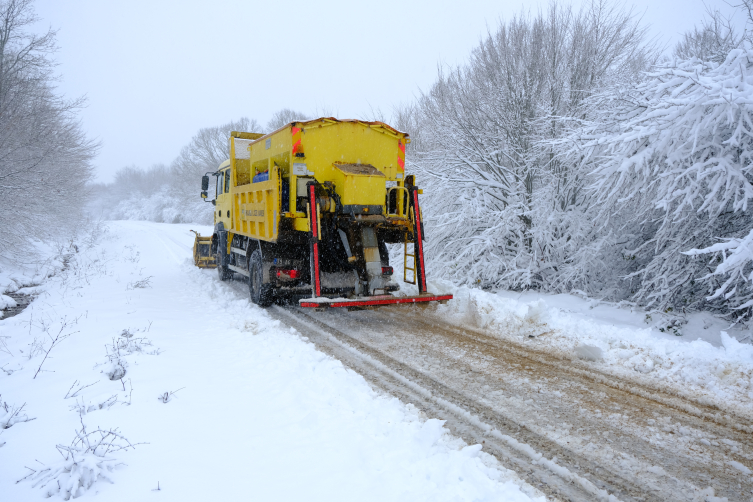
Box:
[299,293,453,309]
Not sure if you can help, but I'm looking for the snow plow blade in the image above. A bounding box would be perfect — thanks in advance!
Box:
[299,293,453,309]
[191,230,217,269]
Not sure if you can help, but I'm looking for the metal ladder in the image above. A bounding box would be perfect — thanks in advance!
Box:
[403,230,416,284]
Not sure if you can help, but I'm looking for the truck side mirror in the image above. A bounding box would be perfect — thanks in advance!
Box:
[201,175,209,191]
[201,191,208,199]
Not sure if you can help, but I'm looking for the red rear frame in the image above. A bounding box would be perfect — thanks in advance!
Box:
[299,293,453,309]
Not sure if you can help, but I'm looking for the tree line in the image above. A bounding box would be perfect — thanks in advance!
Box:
[400,0,753,320]
[89,110,308,225]
[0,0,96,263]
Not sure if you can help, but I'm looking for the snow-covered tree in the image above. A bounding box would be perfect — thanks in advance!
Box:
[558,48,753,313]
[0,0,97,261]
[170,117,261,212]
[410,0,652,291]
[266,108,309,132]
[673,8,742,63]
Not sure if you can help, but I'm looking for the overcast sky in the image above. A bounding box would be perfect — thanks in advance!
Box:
[33,0,743,182]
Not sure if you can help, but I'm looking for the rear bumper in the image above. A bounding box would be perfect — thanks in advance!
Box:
[299,293,453,308]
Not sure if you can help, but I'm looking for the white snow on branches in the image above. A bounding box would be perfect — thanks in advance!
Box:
[567,49,753,312]
[412,23,753,319]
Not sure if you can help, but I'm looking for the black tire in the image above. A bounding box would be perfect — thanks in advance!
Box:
[249,249,274,306]
[217,251,232,281]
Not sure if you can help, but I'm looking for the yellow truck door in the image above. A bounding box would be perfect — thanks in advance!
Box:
[216,167,232,229]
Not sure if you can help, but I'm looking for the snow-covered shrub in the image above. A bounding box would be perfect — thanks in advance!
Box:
[102,329,160,381]
[109,184,210,225]
[0,398,34,429]
[22,419,139,500]
[685,227,753,316]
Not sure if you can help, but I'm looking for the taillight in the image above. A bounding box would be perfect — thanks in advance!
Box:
[276,269,299,280]
[382,266,393,276]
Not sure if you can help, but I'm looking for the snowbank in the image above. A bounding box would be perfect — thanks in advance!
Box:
[425,280,753,417]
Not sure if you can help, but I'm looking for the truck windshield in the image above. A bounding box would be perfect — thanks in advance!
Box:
[216,171,223,196]
[224,169,231,193]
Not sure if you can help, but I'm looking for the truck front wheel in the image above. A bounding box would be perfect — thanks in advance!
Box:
[217,251,232,281]
[249,250,274,307]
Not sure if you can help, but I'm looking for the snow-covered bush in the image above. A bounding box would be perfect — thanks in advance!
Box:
[92,164,212,225]
[0,399,34,430]
[685,228,753,315]
[22,419,139,500]
[101,329,160,381]
[110,185,209,224]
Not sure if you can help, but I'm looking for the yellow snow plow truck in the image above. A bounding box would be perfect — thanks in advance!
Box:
[195,117,452,309]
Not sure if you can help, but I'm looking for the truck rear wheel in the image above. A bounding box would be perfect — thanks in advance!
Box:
[249,250,274,306]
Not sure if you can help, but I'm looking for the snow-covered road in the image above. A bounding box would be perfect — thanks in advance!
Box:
[2,220,752,501]
[275,305,753,501]
[0,221,542,501]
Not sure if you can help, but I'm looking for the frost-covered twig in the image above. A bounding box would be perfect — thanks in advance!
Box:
[33,318,78,379]
[0,335,11,356]
[158,387,185,403]
[69,395,118,415]
[126,276,152,290]
[64,380,100,399]
[0,398,36,431]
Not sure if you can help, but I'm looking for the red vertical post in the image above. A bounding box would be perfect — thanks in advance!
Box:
[308,182,321,297]
[410,186,428,294]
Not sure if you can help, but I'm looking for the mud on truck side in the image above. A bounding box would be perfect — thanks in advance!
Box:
[197,117,452,310]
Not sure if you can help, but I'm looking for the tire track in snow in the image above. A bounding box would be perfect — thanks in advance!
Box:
[141,222,185,266]
[213,268,750,500]
[397,308,753,430]
[270,305,654,502]
[305,305,753,501]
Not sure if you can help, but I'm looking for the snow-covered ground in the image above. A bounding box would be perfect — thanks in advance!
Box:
[0,221,542,501]
[3,220,752,501]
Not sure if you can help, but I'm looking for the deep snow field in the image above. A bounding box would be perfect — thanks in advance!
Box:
[0,221,543,501]
[1,220,752,501]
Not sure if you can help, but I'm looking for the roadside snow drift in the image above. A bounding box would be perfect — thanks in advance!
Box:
[426,281,753,419]
[0,221,542,502]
